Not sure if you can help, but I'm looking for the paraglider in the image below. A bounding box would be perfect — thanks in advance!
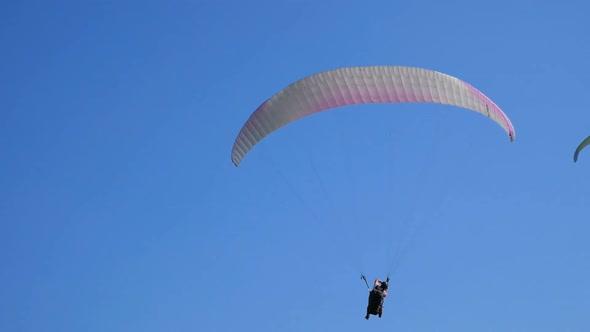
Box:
[574,136,590,162]
[231,65,516,320]
[231,65,516,167]
[362,275,389,320]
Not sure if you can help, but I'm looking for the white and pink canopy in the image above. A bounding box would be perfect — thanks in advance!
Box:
[231,66,515,166]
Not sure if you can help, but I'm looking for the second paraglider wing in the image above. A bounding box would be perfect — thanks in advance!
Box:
[574,136,590,163]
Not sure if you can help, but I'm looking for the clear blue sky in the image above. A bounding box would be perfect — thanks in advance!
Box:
[2,1,589,331]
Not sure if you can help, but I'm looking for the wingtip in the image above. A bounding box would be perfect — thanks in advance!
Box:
[231,156,241,167]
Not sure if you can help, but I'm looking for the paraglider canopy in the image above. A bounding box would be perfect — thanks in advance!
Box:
[574,136,590,163]
[231,66,516,167]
